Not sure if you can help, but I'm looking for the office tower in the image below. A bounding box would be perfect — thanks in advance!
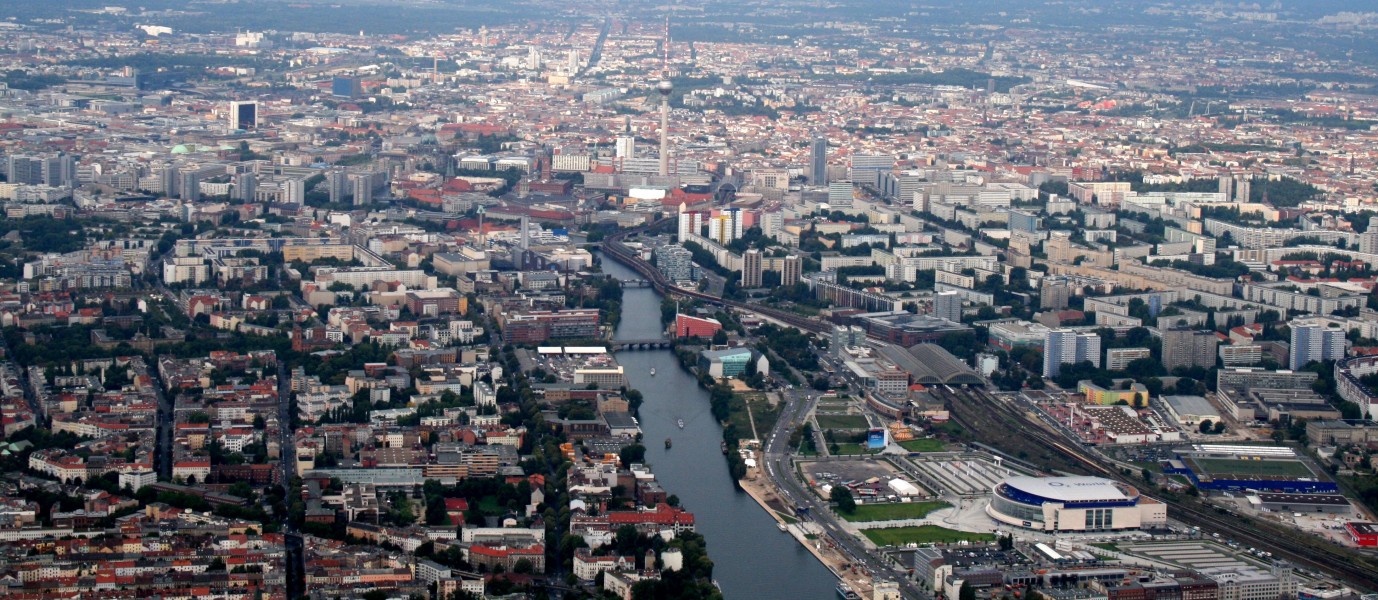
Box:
[933,291,962,323]
[229,100,258,130]
[1289,323,1344,370]
[233,173,257,202]
[566,49,580,74]
[781,255,802,286]
[1042,329,1101,378]
[811,134,828,185]
[6,155,43,185]
[1218,176,1232,198]
[1040,278,1072,310]
[283,178,306,204]
[742,249,763,288]
[41,154,75,187]
[849,154,895,187]
[332,76,363,98]
[1161,328,1220,371]
[527,46,541,70]
[832,325,866,356]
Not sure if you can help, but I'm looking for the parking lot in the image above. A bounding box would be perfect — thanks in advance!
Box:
[906,456,1015,497]
[801,458,904,490]
[1115,540,1266,571]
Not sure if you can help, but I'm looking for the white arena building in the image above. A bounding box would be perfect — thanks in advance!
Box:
[987,476,1166,532]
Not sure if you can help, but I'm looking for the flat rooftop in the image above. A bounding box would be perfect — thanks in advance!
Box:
[1003,476,1130,502]
[1255,493,1348,505]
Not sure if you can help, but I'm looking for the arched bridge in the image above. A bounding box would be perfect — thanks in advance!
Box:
[610,339,673,351]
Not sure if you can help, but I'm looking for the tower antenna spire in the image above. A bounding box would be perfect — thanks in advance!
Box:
[655,13,674,178]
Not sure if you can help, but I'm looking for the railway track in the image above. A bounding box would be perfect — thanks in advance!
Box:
[602,222,835,336]
[937,385,1378,589]
[604,221,1378,586]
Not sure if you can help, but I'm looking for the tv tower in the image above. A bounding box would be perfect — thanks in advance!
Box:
[657,16,673,178]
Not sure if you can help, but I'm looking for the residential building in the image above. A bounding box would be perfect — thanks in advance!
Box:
[1106,348,1151,371]
[781,254,802,286]
[1289,323,1345,370]
[1162,329,1220,371]
[742,249,762,288]
[1043,330,1101,378]
[933,291,962,323]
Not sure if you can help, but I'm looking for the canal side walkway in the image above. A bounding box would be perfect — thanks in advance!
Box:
[738,464,876,598]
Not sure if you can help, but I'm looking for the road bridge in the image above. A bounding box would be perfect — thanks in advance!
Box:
[609,339,673,351]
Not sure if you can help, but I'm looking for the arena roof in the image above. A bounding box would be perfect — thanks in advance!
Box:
[1003,476,1130,503]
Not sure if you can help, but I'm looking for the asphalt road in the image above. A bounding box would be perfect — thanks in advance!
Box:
[761,382,930,600]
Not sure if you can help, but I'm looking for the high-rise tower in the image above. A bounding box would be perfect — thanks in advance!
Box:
[811,134,828,185]
[657,17,673,178]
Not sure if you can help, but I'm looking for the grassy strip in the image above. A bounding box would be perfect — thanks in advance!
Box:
[840,501,950,522]
[862,525,995,546]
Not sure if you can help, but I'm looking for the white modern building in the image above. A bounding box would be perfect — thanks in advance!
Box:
[987,476,1166,532]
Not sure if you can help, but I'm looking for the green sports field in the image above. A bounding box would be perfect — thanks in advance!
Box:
[840,501,949,522]
[861,525,995,546]
[1190,457,1314,479]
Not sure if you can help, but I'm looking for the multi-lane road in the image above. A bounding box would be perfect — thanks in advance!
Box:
[760,383,931,600]
[603,222,934,597]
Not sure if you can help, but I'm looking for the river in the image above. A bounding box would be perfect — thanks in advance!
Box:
[597,251,838,599]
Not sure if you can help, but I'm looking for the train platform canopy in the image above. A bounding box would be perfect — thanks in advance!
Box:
[878,343,983,385]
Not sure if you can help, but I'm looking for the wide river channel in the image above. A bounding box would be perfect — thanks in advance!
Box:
[596,250,837,599]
